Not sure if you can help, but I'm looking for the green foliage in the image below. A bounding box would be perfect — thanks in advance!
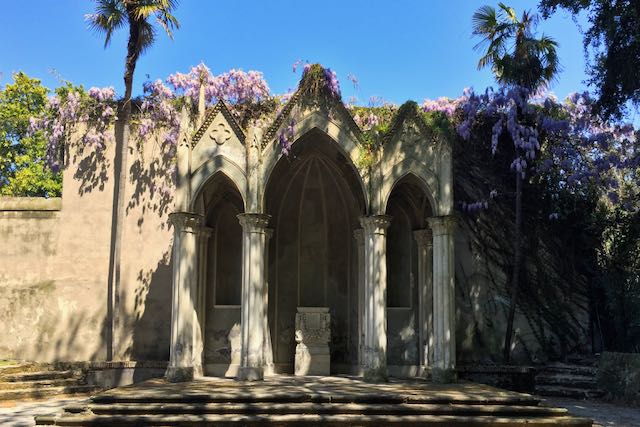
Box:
[596,203,640,352]
[0,72,61,197]
[540,0,640,120]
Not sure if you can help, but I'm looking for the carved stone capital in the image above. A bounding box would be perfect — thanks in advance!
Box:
[169,212,203,233]
[237,213,271,232]
[413,229,433,248]
[359,215,392,234]
[265,228,274,241]
[353,229,364,246]
[426,215,456,237]
[200,226,214,238]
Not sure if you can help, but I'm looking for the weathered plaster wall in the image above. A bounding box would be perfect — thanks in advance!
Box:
[0,129,174,363]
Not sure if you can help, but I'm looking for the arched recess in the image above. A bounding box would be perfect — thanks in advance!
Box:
[190,155,247,212]
[261,111,367,212]
[385,173,434,370]
[193,172,245,377]
[264,129,366,373]
[380,158,439,217]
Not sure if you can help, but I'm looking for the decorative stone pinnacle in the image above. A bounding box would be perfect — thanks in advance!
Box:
[237,213,271,231]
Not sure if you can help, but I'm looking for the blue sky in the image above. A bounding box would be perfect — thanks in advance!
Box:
[1,1,588,105]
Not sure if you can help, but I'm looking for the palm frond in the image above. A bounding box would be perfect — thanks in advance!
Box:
[472,5,498,36]
[498,2,518,23]
[85,0,127,48]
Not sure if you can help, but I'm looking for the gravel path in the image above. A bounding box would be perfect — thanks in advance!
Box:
[541,397,640,427]
[0,397,87,427]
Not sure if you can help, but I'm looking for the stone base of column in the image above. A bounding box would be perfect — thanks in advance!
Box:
[363,366,388,383]
[237,366,264,381]
[431,367,457,384]
[165,366,194,383]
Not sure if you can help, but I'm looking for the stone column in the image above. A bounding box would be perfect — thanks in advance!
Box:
[414,229,433,372]
[360,215,392,382]
[237,213,270,381]
[193,226,212,378]
[353,229,365,367]
[263,229,275,375]
[166,212,203,382]
[427,216,456,383]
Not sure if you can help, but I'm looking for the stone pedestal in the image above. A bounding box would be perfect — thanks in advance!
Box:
[294,307,331,376]
[360,215,392,382]
[237,213,270,381]
[427,216,457,383]
[166,212,203,383]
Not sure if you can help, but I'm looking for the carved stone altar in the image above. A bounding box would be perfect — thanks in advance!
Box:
[294,307,331,376]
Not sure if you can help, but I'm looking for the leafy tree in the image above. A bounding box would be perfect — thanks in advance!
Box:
[86,0,179,359]
[472,3,560,363]
[0,72,61,197]
[540,0,640,120]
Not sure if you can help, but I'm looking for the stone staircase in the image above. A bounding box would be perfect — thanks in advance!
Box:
[534,359,604,400]
[0,362,98,401]
[35,377,593,426]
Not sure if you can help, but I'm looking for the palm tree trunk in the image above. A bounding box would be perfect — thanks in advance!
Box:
[503,170,523,364]
[107,17,140,360]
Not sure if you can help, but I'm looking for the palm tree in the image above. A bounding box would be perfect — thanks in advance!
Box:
[472,3,560,364]
[87,0,179,360]
[473,3,559,90]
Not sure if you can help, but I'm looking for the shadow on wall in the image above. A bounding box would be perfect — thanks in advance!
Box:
[128,251,173,361]
[58,125,175,371]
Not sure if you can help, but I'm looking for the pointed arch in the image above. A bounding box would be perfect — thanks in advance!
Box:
[190,155,247,212]
[381,161,439,217]
[261,118,367,212]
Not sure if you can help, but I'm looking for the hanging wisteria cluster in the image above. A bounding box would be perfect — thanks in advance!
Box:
[456,85,639,215]
[29,85,117,172]
[28,63,638,218]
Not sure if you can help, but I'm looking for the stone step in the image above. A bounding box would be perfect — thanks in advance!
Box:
[536,374,598,389]
[0,384,97,401]
[91,390,542,406]
[0,363,37,376]
[0,378,83,391]
[81,402,570,416]
[35,412,593,426]
[1,370,76,382]
[539,365,597,377]
[535,385,604,399]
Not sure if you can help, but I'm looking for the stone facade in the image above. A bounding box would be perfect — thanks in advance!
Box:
[0,72,591,384]
[167,92,457,382]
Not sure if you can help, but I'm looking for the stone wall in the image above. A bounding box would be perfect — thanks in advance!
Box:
[0,128,174,363]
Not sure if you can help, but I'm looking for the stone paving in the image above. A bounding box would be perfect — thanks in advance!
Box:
[0,397,87,427]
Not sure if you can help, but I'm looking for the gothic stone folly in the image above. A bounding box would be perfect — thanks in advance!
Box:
[0,68,458,385]
[167,82,455,383]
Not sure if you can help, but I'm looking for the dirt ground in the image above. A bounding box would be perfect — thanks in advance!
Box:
[540,396,640,427]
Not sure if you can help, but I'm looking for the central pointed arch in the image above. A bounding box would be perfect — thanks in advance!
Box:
[264,129,367,373]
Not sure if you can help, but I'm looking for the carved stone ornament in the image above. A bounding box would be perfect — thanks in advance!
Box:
[209,122,232,146]
[402,120,422,145]
[294,307,331,376]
